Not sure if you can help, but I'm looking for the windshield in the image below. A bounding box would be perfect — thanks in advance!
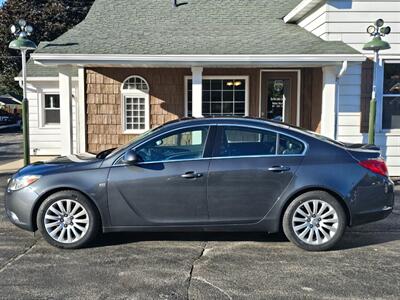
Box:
[105,126,163,158]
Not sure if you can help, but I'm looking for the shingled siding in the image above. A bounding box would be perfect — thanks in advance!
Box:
[86,68,190,153]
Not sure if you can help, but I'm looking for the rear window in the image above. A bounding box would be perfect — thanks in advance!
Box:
[278,135,305,155]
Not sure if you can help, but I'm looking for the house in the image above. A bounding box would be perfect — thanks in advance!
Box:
[0,93,22,114]
[18,0,400,176]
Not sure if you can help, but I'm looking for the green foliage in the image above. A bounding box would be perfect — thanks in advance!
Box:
[0,0,94,95]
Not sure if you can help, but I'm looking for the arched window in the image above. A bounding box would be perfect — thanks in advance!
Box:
[121,76,150,133]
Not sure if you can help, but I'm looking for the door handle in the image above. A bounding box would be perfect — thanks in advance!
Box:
[181,171,203,179]
[268,166,291,172]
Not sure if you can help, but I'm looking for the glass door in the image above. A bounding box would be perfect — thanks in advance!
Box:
[261,71,299,126]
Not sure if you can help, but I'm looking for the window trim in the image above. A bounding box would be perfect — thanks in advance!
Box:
[121,76,150,134]
[38,89,61,129]
[381,61,400,132]
[212,124,307,159]
[184,75,250,117]
[113,123,308,166]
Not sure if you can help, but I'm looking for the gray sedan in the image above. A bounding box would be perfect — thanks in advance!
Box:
[5,118,395,251]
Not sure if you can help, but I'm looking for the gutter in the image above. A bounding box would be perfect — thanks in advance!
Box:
[284,0,325,23]
[31,53,366,67]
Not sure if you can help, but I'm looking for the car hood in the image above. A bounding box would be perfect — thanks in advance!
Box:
[16,154,103,177]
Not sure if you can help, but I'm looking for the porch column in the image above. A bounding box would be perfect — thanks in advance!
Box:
[321,66,337,139]
[77,67,86,153]
[59,67,73,155]
[191,67,203,117]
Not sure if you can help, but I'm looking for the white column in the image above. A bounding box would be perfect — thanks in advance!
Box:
[77,67,86,153]
[59,67,73,155]
[321,66,337,139]
[191,67,203,117]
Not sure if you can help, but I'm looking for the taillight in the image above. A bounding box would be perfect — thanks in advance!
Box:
[358,158,389,177]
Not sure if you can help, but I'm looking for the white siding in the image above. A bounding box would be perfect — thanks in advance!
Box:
[297,0,400,176]
[27,81,78,156]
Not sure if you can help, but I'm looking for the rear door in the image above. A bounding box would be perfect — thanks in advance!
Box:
[207,125,305,224]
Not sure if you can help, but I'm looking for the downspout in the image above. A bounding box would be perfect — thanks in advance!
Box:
[334,61,348,140]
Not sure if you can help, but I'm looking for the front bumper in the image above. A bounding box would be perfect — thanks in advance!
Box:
[4,185,39,232]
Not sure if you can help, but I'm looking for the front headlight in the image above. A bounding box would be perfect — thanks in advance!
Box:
[8,175,41,191]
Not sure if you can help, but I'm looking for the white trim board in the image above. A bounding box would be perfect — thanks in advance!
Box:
[32,54,366,67]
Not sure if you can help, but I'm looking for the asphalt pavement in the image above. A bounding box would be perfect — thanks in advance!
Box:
[0,130,399,299]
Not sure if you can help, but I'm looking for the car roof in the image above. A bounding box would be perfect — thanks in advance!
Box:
[160,116,298,132]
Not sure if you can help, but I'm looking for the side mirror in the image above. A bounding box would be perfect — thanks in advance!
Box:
[122,150,139,165]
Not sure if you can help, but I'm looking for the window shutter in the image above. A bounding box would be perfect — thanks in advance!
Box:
[360,59,374,133]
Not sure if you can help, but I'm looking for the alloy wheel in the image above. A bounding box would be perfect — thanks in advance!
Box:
[44,199,90,244]
[292,199,339,245]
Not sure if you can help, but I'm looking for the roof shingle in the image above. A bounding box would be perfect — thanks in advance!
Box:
[35,0,359,56]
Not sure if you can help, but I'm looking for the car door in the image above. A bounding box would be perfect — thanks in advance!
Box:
[207,125,305,224]
[107,125,213,226]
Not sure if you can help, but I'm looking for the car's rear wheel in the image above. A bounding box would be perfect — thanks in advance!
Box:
[282,191,346,251]
[37,190,100,249]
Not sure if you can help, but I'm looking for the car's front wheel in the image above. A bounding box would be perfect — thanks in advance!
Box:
[37,190,100,249]
[282,191,346,251]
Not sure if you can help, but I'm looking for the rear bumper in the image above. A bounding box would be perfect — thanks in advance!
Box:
[350,178,395,226]
[351,205,393,226]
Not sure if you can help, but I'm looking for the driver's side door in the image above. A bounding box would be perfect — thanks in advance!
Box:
[107,126,213,226]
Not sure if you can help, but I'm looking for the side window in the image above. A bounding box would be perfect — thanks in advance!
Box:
[278,135,305,155]
[135,127,209,162]
[44,94,60,124]
[215,126,277,157]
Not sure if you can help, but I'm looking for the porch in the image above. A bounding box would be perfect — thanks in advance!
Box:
[56,65,342,154]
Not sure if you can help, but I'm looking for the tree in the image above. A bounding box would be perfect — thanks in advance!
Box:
[0,0,94,95]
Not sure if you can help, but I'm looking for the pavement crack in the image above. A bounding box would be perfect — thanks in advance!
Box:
[0,237,40,274]
[187,241,207,300]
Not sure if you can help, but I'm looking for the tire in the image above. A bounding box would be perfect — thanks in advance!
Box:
[37,190,100,249]
[282,191,346,251]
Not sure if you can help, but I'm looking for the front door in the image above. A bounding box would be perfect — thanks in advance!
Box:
[107,126,211,226]
[261,71,299,126]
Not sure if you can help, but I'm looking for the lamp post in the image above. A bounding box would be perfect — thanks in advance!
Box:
[9,20,37,166]
[363,19,391,145]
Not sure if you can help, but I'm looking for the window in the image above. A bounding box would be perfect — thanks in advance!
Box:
[214,127,277,157]
[122,76,150,133]
[186,77,247,117]
[44,94,60,124]
[278,135,305,155]
[135,127,209,163]
[383,62,400,129]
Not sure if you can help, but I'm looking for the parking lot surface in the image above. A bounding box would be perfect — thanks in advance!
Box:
[0,131,399,299]
[0,172,399,299]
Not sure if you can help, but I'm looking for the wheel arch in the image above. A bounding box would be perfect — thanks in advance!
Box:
[31,187,103,231]
[279,187,351,229]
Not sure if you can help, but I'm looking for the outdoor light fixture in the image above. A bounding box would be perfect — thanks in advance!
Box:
[362,19,391,145]
[9,19,37,166]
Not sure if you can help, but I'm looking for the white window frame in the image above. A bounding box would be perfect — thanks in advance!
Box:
[380,60,400,133]
[38,88,61,129]
[121,75,150,134]
[184,75,249,117]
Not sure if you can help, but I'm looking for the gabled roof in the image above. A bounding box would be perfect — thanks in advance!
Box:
[34,0,359,56]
